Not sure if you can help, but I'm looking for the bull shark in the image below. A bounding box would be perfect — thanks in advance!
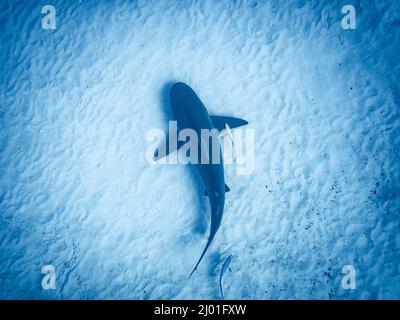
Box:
[155,82,248,276]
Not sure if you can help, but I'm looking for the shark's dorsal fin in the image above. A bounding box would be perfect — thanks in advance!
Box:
[205,184,230,196]
[210,116,248,131]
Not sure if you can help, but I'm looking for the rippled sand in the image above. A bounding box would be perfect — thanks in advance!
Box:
[0,0,399,299]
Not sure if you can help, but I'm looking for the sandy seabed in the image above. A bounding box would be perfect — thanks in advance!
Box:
[0,0,399,299]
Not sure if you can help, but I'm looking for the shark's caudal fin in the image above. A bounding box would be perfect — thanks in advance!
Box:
[189,236,214,277]
[210,116,248,131]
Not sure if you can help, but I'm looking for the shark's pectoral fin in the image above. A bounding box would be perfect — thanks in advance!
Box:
[225,184,230,192]
[210,116,248,132]
[205,184,230,196]
[153,133,185,160]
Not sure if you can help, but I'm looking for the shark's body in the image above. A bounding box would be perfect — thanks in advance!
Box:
[156,82,247,276]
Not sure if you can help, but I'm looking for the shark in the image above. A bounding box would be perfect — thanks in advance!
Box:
[155,82,248,276]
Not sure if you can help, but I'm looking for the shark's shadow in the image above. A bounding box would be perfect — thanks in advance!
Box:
[159,82,208,235]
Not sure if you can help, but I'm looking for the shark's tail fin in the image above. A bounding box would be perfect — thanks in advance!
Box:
[189,236,214,278]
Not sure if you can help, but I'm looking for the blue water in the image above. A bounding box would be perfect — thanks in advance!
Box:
[0,0,399,299]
